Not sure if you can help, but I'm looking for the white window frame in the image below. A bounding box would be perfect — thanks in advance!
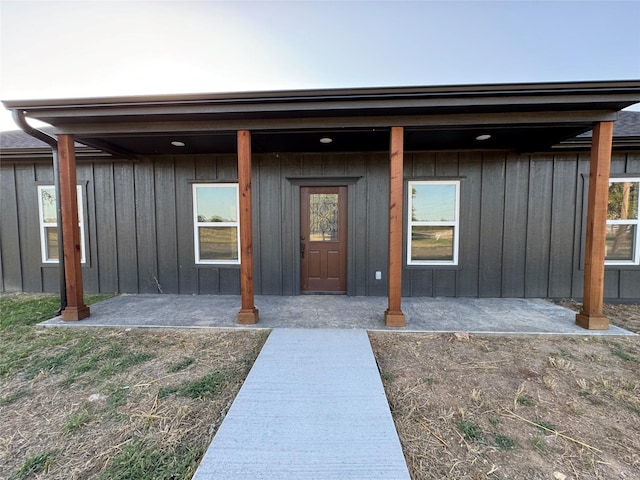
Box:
[605,177,640,266]
[192,183,241,265]
[407,180,460,266]
[37,185,86,264]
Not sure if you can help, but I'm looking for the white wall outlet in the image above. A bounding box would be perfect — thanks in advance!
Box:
[375,271,382,280]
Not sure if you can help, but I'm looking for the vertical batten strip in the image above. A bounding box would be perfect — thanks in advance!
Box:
[58,134,90,321]
[385,126,406,327]
[576,121,613,330]
[237,130,259,324]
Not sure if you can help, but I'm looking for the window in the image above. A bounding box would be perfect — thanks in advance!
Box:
[606,178,639,265]
[407,180,460,265]
[38,185,86,264]
[193,184,240,264]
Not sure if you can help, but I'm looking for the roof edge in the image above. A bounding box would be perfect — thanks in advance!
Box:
[3,80,640,110]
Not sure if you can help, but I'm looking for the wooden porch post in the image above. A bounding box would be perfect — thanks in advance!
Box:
[58,134,90,321]
[237,130,259,324]
[576,121,613,330]
[385,126,406,327]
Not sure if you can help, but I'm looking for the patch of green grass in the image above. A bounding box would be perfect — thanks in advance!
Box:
[159,371,229,399]
[0,387,30,406]
[1,295,112,379]
[381,371,394,382]
[107,387,129,417]
[23,335,106,380]
[0,330,70,377]
[24,345,78,380]
[167,357,195,373]
[624,402,640,416]
[610,346,638,363]
[493,434,517,450]
[9,451,55,480]
[0,294,112,330]
[0,296,61,330]
[97,440,203,480]
[458,420,484,442]
[532,435,548,452]
[488,416,501,426]
[60,342,148,386]
[62,410,92,435]
[423,376,436,385]
[534,419,557,433]
[517,394,535,406]
[97,352,156,380]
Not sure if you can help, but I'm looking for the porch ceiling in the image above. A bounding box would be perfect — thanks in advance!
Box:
[77,124,593,155]
[3,80,640,157]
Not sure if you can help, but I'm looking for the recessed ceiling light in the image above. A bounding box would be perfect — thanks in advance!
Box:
[171,141,186,147]
[319,137,333,144]
[476,134,491,141]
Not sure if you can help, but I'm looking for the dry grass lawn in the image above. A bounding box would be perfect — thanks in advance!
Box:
[370,304,640,480]
[0,296,267,480]
[1,294,638,480]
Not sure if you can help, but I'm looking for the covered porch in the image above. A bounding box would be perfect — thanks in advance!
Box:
[5,81,640,330]
[40,294,634,335]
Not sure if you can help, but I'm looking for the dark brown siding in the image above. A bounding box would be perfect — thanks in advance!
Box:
[1,150,639,300]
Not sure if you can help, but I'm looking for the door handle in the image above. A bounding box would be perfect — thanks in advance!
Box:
[300,242,306,259]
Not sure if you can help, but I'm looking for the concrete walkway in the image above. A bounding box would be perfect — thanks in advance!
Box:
[192,328,410,480]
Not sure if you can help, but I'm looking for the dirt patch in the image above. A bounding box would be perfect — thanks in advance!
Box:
[370,304,640,480]
[0,327,267,480]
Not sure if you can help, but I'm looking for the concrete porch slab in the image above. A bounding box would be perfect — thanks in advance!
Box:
[40,294,635,335]
[191,328,411,480]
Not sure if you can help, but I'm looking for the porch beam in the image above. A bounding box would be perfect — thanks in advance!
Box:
[385,126,406,327]
[52,110,618,136]
[58,134,90,321]
[576,121,613,330]
[237,130,259,324]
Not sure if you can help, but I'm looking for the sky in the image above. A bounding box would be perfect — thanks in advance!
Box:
[1,0,639,132]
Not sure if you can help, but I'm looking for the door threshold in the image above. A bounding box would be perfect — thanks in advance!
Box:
[301,291,347,295]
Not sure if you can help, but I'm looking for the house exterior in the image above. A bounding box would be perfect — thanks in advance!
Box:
[1,81,639,328]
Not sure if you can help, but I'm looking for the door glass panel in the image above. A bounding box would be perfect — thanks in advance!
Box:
[309,193,339,241]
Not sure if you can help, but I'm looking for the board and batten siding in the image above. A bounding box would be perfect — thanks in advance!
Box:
[1,151,638,300]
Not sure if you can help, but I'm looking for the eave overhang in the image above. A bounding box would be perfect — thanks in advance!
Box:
[3,80,640,155]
